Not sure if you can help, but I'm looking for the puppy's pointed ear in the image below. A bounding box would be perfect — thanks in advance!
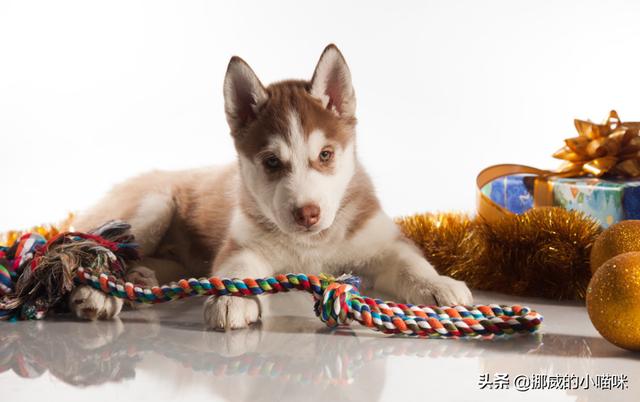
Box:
[223,56,268,134]
[310,44,356,118]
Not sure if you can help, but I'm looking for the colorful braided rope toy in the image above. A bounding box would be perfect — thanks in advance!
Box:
[0,221,543,337]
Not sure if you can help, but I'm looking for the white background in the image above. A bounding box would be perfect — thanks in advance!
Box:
[2,0,640,231]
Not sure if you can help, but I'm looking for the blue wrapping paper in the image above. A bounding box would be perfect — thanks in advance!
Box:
[481,174,640,228]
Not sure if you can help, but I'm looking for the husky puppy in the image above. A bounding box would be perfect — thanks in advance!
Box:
[70,44,472,329]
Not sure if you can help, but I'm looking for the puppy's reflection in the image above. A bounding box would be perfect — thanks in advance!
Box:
[0,319,139,386]
[1,300,637,402]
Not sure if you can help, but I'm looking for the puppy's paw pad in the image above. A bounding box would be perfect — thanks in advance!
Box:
[123,267,159,309]
[204,296,261,331]
[125,266,159,287]
[69,285,123,320]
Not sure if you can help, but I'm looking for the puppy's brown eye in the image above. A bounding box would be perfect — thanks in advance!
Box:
[263,156,282,170]
[319,149,333,162]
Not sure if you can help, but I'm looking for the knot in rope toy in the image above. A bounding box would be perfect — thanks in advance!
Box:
[315,281,542,336]
[1,221,543,338]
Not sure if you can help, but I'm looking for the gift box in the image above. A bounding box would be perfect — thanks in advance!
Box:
[476,111,640,228]
[481,174,640,227]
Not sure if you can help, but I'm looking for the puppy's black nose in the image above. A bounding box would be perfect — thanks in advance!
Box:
[293,204,321,228]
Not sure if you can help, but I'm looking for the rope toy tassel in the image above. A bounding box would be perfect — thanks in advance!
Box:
[0,222,544,338]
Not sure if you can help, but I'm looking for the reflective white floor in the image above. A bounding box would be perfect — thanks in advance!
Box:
[1,290,638,402]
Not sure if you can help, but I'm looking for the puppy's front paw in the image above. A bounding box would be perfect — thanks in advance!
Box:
[431,275,473,306]
[69,285,123,320]
[409,276,473,306]
[125,266,159,287]
[124,266,159,309]
[204,296,261,331]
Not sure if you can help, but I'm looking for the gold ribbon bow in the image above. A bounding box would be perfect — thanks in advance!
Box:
[553,110,640,178]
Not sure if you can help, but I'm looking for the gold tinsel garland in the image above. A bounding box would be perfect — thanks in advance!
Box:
[397,207,601,301]
[0,214,74,247]
[2,209,600,301]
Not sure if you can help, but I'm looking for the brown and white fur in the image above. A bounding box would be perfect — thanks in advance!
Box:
[69,44,472,328]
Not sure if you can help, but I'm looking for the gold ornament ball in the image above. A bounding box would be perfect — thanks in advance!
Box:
[590,220,640,274]
[586,251,640,351]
